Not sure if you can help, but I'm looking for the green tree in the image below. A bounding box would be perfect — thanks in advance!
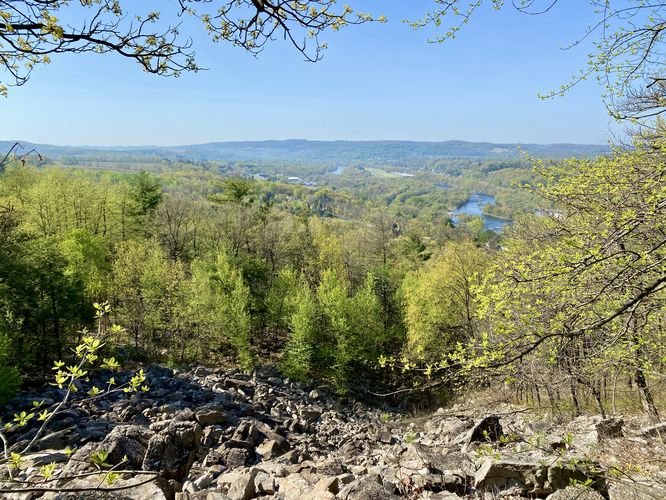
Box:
[282,278,318,382]
[59,228,111,302]
[401,240,486,363]
[3,236,89,370]
[188,248,254,369]
[318,269,384,390]
[474,141,666,418]
[266,267,299,336]
[112,238,186,358]
[130,170,163,216]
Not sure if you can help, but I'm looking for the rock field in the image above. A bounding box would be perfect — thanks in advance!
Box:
[2,365,666,500]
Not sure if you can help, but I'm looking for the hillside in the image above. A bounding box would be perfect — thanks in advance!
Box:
[0,139,611,165]
[3,364,665,499]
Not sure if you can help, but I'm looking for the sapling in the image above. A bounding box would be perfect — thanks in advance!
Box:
[0,302,157,494]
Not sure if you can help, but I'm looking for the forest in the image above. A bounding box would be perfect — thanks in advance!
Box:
[2,1,666,497]
[1,132,663,421]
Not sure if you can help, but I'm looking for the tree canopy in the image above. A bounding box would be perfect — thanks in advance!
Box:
[0,0,378,96]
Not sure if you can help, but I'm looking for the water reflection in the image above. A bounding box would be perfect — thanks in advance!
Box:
[450,193,511,232]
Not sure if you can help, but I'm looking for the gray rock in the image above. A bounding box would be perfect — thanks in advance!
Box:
[546,464,601,494]
[640,422,666,440]
[299,408,322,421]
[257,476,278,495]
[256,439,284,459]
[455,415,503,444]
[196,409,228,427]
[39,474,173,499]
[193,473,215,490]
[101,424,154,469]
[224,447,250,468]
[547,486,604,499]
[608,481,666,500]
[309,389,321,400]
[224,379,255,396]
[475,459,603,497]
[176,493,231,500]
[338,477,399,500]
[22,450,70,468]
[474,459,546,496]
[202,426,225,447]
[312,476,340,497]
[79,421,111,442]
[143,420,203,481]
[276,475,310,499]
[376,430,393,444]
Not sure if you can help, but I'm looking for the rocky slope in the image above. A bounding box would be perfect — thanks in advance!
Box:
[2,365,665,500]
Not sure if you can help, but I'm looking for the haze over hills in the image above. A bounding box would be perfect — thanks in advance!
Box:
[0,139,611,164]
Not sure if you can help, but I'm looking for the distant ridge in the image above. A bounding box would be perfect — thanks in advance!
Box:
[0,139,611,164]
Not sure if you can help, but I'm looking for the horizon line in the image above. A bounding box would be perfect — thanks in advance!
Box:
[0,138,611,149]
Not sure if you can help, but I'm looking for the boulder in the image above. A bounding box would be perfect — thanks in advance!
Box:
[474,459,603,497]
[143,420,203,481]
[640,422,666,440]
[224,379,255,396]
[455,415,503,444]
[100,424,154,469]
[595,418,624,441]
[196,409,228,427]
[223,447,250,468]
[176,493,230,500]
[311,476,339,498]
[337,476,399,500]
[474,459,547,496]
[256,439,284,459]
[39,473,173,500]
[547,486,604,499]
[608,481,666,500]
[276,475,310,500]
[227,468,258,500]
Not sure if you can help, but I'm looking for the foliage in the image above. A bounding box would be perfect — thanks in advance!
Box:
[189,248,254,369]
[130,170,163,217]
[317,269,384,391]
[281,279,318,381]
[0,363,20,408]
[0,1,381,95]
[60,228,111,301]
[0,326,20,408]
[0,303,152,493]
[113,239,187,359]
[401,241,486,363]
[0,134,663,414]
[472,141,666,417]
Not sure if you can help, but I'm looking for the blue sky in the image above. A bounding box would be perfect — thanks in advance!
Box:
[0,1,613,146]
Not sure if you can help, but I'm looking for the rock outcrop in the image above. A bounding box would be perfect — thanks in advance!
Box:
[2,365,664,499]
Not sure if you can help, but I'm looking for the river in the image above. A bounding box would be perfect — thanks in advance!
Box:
[450,193,511,232]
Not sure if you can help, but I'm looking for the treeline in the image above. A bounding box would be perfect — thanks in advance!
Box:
[0,135,664,418]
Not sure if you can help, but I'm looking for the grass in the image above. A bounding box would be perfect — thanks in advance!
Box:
[365,167,403,179]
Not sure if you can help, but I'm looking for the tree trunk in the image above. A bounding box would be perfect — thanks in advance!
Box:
[635,366,659,422]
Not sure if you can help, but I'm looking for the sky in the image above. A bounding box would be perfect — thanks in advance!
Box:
[0,1,614,146]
